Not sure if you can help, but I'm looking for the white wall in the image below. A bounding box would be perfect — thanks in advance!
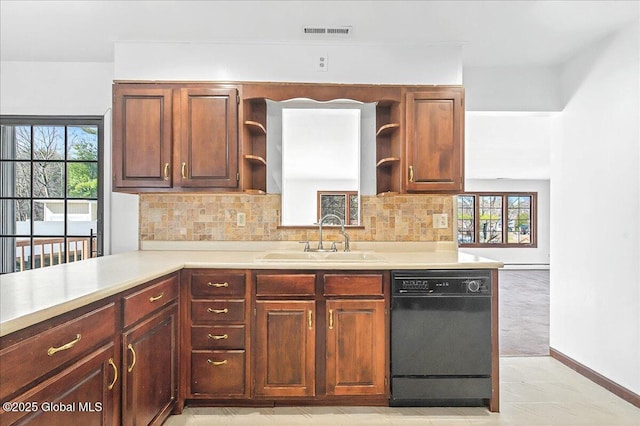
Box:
[114,42,462,84]
[551,22,640,394]
[462,179,550,267]
[464,66,562,112]
[465,112,555,180]
[0,61,139,255]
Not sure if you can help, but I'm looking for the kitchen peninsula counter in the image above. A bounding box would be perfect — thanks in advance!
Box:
[0,241,502,337]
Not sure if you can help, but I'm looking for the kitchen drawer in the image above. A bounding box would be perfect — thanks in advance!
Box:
[256,274,316,297]
[0,343,116,426]
[191,300,245,323]
[0,303,116,401]
[122,273,179,328]
[191,350,245,396]
[323,274,384,297]
[191,325,245,349]
[191,272,246,298]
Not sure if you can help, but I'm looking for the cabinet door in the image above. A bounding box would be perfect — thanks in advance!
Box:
[405,89,464,192]
[122,304,178,426]
[113,85,173,189]
[254,301,315,397]
[177,87,239,188]
[0,344,117,426]
[326,299,386,396]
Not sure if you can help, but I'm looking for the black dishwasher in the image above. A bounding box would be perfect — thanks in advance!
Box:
[390,270,492,406]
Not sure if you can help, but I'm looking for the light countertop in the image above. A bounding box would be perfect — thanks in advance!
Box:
[0,241,502,337]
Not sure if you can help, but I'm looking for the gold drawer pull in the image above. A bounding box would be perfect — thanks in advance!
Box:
[207,308,229,314]
[329,309,334,330]
[207,359,228,366]
[149,292,164,302]
[409,165,415,183]
[207,282,229,288]
[308,310,313,330]
[47,334,81,356]
[127,344,137,373]
[108,358,118,390]
[181,162,187,179]
[208,333,229,340]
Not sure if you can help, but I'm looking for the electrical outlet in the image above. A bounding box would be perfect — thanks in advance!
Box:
[433,213,448,229]
[316,54,328,72]
[237,212,246,227]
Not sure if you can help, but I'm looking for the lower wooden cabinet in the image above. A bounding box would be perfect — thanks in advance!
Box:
[251,271,389,402]
[184,269,250,401]
[326,299,386,396]
[1,343,118,426]
[254,301,316,397]
[191,350,245,396]
[121,303,178,426]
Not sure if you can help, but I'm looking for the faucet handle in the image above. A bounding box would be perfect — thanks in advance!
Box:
[299,241,311,252]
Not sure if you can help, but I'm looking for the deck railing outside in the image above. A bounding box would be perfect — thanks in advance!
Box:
[14,236,98,271]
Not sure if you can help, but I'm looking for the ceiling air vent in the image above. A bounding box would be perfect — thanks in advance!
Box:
[303,26,352,36]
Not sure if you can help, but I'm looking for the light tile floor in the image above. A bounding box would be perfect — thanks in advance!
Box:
[165,357,640,426]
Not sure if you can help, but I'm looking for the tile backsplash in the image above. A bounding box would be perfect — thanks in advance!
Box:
[139,193,454,242]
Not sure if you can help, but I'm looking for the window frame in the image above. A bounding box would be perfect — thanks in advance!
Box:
[457,192,537,248]
[0,115,104,273]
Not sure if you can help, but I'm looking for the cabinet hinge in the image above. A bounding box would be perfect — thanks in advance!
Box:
[237,93,240,105]
[385,377,388,386]
[385,308,388,316]
[254,308,257,316]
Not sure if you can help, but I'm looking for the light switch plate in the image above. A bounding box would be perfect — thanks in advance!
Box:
[433,213,448,229]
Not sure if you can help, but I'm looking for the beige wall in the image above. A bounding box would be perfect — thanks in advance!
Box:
[140,194,454,243]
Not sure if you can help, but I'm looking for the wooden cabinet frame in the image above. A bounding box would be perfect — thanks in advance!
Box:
[251,270,390,405]
[113,81,464,195]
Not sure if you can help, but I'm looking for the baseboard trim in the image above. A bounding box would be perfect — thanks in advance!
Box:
[550,347,640,408]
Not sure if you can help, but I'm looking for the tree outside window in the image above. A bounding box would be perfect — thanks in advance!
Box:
[457,192,536,248]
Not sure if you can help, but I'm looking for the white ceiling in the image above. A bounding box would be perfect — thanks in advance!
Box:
[0,1,638,67]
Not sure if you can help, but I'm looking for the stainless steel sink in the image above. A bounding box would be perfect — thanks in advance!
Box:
[254,251,386,263]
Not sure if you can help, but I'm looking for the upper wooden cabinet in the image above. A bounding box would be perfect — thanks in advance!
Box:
[405,88,465,193]
[112,86,173,189]
[113,82,464,194]
[112,83,239,192]
[177,87,239,189]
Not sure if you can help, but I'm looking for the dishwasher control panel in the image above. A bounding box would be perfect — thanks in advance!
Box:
[392,270,491,295]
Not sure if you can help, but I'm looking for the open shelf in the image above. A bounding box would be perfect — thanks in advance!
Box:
[376,157,400,168]
[244,154,267,167]
[244,188,266,195]
[242,98,268,193]
[375,100,402,195]
[376,123,400,137]
[244,120,267,136]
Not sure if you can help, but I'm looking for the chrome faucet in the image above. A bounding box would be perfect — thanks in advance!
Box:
[315,214,351,252]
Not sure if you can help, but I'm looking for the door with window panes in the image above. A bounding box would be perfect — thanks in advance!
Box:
[0,117,103,274]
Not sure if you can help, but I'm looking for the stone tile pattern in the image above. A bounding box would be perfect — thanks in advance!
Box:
[139,194,454,242]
